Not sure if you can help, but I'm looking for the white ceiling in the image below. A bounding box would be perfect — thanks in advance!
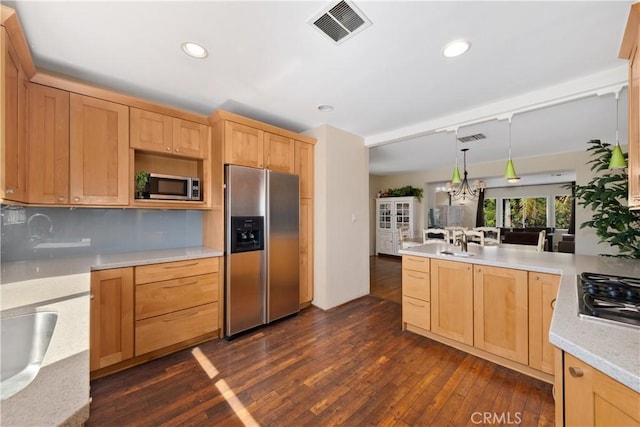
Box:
[6,1,633,176]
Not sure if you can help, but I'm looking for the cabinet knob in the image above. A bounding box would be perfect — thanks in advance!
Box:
[73,197,81,202]
[568,367,584,378]
[5,188,14,194]
[58,196,65,202]
[175,148,180,152]
[550,298,556,310]
[166,147,171,151]
[90,294,94,300]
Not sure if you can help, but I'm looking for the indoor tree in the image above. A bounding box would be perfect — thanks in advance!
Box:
[571,139,640,258]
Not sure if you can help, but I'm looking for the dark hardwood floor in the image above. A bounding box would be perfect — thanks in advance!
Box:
[369,255,402,304]
[87,256,555,426]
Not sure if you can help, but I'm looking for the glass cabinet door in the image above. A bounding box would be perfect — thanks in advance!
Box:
[395,201,411,231]
[378,202,392,229]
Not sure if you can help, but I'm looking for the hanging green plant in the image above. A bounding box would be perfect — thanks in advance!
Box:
[569,139,640,258]
[381,185,423,202]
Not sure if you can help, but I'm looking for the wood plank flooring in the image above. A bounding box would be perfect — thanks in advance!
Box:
[86,256,555,426]
[369,255,402,304]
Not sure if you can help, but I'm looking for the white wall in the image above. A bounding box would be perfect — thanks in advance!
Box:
[304,125,370,310]
[371,147,626,256]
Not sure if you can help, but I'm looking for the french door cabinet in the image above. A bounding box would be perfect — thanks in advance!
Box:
[375,196,420,256]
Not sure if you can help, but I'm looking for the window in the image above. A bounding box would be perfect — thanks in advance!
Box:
[554,195,573,229]
[503,197,547,227]
[483,198,496,226]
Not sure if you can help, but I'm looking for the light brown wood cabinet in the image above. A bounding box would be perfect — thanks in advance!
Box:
[69,94,129,205]
[1,26,28,202]
[620,3,640,209]
[560,351,640,426]
[27,83,70,204]
[430,259,473,345]
[224,120,264,168]
[473,265,529,365]
[134,257,220,356]
[130,107,208,159]
[528,272,559,374]
[264,132,294,173]
[299,198,314,305]
[90,267,134,372]
[295,140,314,199]
[401,255,431,332]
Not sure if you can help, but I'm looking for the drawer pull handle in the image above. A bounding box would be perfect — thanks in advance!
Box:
[407,301,425,308]
[164,262,199,269]
[550,298,556,310]
[408,273,424,279]
[162,281,198,289]
[408,258,424,262]
[163,311,199,322]
[568,367,584,378]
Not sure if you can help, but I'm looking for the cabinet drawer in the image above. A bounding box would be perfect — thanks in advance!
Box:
[402,269,430,301]
[135,257,218,284]
[136,273,218,320]
[135,302,218,356]
[403,296,430,330]
[402,255,430,273]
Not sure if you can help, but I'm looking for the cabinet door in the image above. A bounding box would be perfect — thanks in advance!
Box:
[27,83,70,204]
[473,265,528,364]
[376,229,394,255]
[431,259,473,345]
[376,200,393,230]
[130,108,173,154]
[629,44,640,208]
[529,272,559,374]
[564,352,640,426]
[265,132,294,173]
[295,140,314,198]
[224,121,263,168]
[173,118,208,159]
[69,94,129,205]
[299,198,314,305]
[90,267,134,371]
[2,28,28,202]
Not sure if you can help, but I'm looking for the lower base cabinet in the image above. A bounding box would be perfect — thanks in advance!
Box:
[559,350,640,426]
[90,267,134,371]
[90,256,221,377]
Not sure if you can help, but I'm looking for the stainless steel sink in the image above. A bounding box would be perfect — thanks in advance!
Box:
[1,311,58,400]
[440,250,474,257]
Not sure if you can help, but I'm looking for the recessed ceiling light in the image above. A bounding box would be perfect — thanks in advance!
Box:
[182,42,208,59]
[318,104,334,112]
[442,39,470,58]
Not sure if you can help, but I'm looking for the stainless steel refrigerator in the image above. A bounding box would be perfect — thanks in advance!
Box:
[224,164,300,338]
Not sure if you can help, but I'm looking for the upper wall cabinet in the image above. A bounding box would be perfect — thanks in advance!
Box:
[69,94,129,205]
[264,132,295,173]
[130,108,208,159]
[224,121,264,168]
[27,83,70,204]
[1,27,28,202]
[295,140,314,199]
[620,3,640,210]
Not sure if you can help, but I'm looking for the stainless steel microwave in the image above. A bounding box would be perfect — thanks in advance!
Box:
[146,173,201,201]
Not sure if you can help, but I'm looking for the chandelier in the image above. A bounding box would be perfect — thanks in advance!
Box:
[447,148,486,201]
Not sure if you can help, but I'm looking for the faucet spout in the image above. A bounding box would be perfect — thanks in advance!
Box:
[456,233,468,252]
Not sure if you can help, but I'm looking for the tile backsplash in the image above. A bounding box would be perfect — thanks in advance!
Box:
[0,205,203,262]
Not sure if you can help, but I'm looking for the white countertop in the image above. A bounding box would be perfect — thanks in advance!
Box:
[399,243,640,393]
[0,246,223,426]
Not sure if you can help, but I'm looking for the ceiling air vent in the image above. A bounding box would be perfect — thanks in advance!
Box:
[457,133,486,143]
[309,1,372,44]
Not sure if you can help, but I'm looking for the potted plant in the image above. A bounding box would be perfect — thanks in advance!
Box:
[569,140,640,258]
[135,171,149,199]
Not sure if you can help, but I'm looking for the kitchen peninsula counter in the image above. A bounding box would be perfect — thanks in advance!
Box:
[0,246,223,426]
[399,243,640,393]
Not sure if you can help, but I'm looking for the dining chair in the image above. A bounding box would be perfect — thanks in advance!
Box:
[473,226,501,246]
[399,224,422,249]
[464,230,485,246]
[423,228,448,244]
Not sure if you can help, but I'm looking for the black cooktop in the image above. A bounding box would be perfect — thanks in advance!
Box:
[577,272,640,328]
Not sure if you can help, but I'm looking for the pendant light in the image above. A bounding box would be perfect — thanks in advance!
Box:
[451,128,462,184]
[608,90,627,169]
[504,115,520,183]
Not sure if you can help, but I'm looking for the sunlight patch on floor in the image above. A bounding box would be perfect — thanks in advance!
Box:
[191,346,259,427]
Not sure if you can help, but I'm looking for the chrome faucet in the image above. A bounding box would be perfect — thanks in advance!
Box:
[455,232,468,252]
